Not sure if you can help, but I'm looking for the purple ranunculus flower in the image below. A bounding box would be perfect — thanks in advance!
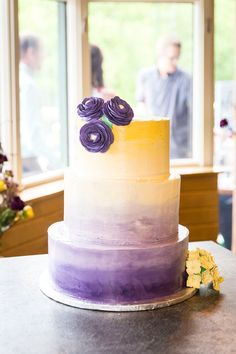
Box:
[11,196,25,211]
[77,97,104,121]
[80,121,114,153]
[103,96,134,126]
[0,153,8,164]
[220,118,229,128]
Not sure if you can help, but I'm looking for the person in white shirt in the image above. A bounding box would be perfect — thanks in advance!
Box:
[19,34,47,174]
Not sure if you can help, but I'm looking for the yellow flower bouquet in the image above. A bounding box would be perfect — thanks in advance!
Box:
[0,144,34,235]
[186,248,224,291]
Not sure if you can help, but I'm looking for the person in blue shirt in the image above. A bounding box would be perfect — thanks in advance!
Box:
[136,36,192,159]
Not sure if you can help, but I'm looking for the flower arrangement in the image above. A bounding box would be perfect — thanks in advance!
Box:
[0,144,34,235]
[77,96,134,153]
[219,118,235,136]
[186,248,224,291]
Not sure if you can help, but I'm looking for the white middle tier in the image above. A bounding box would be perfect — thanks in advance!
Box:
[64,170,180,246]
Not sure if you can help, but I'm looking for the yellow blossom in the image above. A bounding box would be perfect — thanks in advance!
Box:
[198,249,215,261]
[199,248,215,260]
[211,266,224,291]
[187,274,201,289]
[200,255,215,270]
[186,248,223,292]
[198,249,209,256]
[201,270,213,285]
[211,266,220,278]
[0,180,7,192]
[23,205,34,219]
[213,277,224,291]
[187,250,200,261]
[186,259,201,275]
[211,266,222,280]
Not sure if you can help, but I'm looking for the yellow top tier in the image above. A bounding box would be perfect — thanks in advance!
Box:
[75,119,170,179]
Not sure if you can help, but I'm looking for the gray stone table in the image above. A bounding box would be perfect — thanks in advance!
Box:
[0,241,235,354]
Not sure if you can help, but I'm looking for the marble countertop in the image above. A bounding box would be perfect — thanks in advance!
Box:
[0,241,235,354]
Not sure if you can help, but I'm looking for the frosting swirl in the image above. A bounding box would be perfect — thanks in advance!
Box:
[103,96,134,126]
[77,97,104,121]
[80,121,114,153]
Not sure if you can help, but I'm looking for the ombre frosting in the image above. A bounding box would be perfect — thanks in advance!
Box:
[49,223,188,304]
[48,117,189,306]
[74,119,170,179]
[64,172,180,246]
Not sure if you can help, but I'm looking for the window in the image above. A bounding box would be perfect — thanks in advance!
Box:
[18,0,68,179]
[214,0,236,190]
[0,0,215,189]
[88,2,193,160]
[86,0,214,166]
[214,0,236,250]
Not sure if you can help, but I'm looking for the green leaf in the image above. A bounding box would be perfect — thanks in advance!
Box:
[200,266,206,273]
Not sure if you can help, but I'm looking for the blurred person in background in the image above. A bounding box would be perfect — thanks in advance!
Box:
[136,35,192,158]
[20,34,48,174]
[90,44,115,101]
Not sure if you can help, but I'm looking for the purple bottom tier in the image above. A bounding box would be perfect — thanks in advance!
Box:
[48,222,188,305]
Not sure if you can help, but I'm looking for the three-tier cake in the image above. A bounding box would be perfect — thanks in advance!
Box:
[41,96,194,311]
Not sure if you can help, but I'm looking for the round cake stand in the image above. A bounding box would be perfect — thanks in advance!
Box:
[40,272,197,312]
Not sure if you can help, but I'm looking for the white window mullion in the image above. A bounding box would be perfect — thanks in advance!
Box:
[66,0,87,164]
[0,0,22,182]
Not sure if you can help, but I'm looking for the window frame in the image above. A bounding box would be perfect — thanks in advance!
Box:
[0,0,214,190]
[0,0,21,182]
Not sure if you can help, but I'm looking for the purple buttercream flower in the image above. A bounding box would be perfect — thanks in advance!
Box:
[80,121,114,153]
[103,96,134,126]
[77,97,104,121]
[11,196,25,211]
[220,118,229,128]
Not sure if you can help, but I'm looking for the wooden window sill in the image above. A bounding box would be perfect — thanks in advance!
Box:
[20,167,219,203]
[172,166,220,176]
[21,179,64,203]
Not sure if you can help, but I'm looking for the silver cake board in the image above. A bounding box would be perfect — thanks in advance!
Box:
[40,271,197,312]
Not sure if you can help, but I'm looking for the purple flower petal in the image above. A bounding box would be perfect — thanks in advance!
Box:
[77,97,104,121]
[220,118,229,128]
[11,196,25,211]
[0,153,8,164]
[103,96,134,126]
[80,121,114,153]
